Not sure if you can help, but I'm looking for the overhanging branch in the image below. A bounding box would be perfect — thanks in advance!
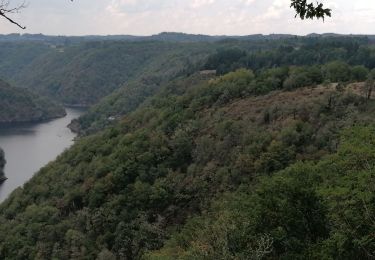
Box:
[0,0,26,29]
[0,10,25,29]
[290,0,331,20]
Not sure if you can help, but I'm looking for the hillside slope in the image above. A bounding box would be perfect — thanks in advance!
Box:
[150,126,375,259]
[0,67,375,259]
[0,42,51,83]
[1,36,372,133]
[11,41,213,106]
[0,80,66,123]
[74,36,375,134]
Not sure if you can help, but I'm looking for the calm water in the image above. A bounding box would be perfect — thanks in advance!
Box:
[0,108,85,202]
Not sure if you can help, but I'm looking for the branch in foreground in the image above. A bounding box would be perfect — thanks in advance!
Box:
[0,0,26,29]
[290,0,331,20]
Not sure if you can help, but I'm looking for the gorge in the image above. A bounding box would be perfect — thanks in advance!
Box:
[0,108,85,202]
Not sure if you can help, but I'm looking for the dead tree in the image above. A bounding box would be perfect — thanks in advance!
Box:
[0,0,27,29]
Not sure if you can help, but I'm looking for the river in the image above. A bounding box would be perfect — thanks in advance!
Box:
[0,108,85,202]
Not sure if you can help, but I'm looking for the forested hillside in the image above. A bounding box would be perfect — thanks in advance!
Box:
[1,35,375,259]
[10,41,212,106]
[150,126,375,259]
[0,42,51,83]
[2,61,375,258]
[1,35,373,132]
[0,80,66,123]
[75,36,375,134]
[6,36,295,107]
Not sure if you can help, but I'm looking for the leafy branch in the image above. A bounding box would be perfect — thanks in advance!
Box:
[290,0,331,20]
[0,0,332,30]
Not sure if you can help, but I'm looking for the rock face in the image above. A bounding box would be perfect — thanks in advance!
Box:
[0,148,6,182]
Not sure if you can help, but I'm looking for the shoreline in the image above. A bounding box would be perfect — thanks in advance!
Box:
[0,107,85,202]
[0,113,67,127]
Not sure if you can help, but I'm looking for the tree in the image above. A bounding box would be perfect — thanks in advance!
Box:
[351,65,369,82]
[323,61,351,83]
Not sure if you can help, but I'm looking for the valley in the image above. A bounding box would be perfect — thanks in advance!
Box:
[0,33,375,259]
[0,108,85,202]
[0,79,66,124]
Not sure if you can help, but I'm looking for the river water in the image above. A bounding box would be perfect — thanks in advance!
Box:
[0,108,85,202]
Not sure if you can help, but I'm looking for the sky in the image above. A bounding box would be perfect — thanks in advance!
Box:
[0,0,374,36]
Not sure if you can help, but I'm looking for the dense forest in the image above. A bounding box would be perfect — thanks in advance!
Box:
[0,79,66,123]
[76,36,375,134]
[1,35,375,259]
[0,40,222,106]
[9,41,211,106]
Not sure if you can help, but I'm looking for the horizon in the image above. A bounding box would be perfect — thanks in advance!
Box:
[1,31,375,38]
[0,0,374,36]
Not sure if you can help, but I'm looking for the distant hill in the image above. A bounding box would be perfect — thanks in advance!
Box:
[0,79,66,123]
[75,36,373,134]
[0,32,374,45]
[0,32,299,44]
[0,33,372,109]
[0,34,373,130]
[0,42,51,82]
[0,33,140,45]
[8,41,214,106]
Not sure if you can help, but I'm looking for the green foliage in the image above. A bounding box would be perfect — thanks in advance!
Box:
[0,66,374,259]
[204,37,372,74]
[77,36,374,134]
[75,44,210,134]
[369,68,375,80]
[283,66,323,90]
[0,42,50,82]
[290,0,331,20]
[0,79,65,123]
[351,65,369,81]
[1,36,375,259]
[204,47,247,74]
[152,126,375,259]
[323,61,352,82]
[9,41,212,106]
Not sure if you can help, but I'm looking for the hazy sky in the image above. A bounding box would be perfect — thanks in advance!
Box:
[0,0,374,36]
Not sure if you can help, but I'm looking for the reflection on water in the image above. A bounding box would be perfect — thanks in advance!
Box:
[0,108,85,202]
[0,126,36,135]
